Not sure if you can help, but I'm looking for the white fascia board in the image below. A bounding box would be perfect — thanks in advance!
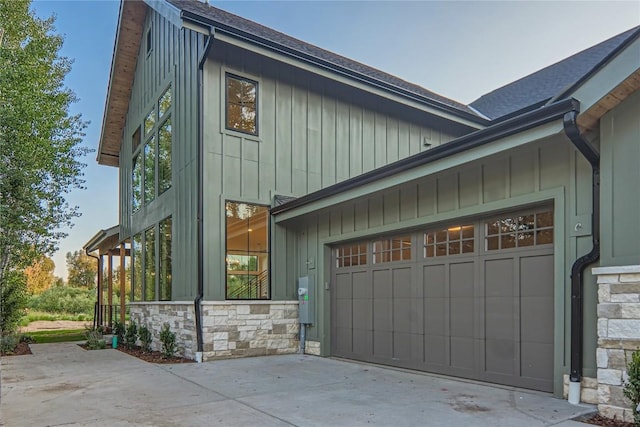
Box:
[213,32,485,130]
[274,120,564,222]
[569,36,640,113]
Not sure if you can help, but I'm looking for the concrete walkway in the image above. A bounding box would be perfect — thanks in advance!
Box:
[1,342,594,426]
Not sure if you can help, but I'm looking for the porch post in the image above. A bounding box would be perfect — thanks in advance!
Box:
[97,255,103,327]
[108,253,113,327]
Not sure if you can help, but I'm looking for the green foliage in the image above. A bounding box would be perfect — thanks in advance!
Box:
[24,255,55,294]
[0,334,19,354]
[28,286,94,315]
[623,349,640,425]
[85,328,106,350]
[159,322,177,358]
[113,320,125,344]
[19,334,34,344]
[66,251,97,289]
[124,321,138,349]
[0,271,28,335]
[138,323,152,352]
[19,311,90,326]
[0,0,89,337]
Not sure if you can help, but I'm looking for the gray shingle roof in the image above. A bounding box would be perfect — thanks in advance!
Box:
[166,0,478,118]
[470,26,640,120]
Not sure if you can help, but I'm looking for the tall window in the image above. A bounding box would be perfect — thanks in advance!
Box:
[131,86,172,212]
[132,233,143,301]
[226,202,269,299]
[144,227,156,301]
[159,217,172,301]
[226,74,257,135]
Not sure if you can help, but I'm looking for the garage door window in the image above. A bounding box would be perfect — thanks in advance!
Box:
[485,210,553,250]
[424,225,474,257]
[336,244,367,268]
[372,236,411,263]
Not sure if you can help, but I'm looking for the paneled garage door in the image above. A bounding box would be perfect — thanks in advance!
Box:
[331,208,554,392]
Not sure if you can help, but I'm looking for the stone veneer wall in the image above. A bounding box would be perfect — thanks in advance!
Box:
[130,301,300,361]
[562,375,599,404]
[592,265,640,423]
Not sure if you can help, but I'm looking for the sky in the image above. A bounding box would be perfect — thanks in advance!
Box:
[31,0,639,280]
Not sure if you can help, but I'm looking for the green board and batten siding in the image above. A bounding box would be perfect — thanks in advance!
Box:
[284,135,599,395]
[119,9,205,300]
[201,43,464,301]
[600,90,640,267]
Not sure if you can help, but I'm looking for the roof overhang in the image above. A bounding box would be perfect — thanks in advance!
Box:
[272,98,579,222]
[97,0,147,167]
[83,225,121,255]
[558,31,640,132]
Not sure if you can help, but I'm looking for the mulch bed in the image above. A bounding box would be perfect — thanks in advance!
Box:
[581,413,635,427]
[116,344,194,364]
[77,342,194,364]
[1,342,32,356]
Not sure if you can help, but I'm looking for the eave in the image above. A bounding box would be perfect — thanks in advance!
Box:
[97,0,147,167]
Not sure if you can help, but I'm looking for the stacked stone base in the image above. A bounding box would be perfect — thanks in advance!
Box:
[592,266,640,424]
[129,300,300,361]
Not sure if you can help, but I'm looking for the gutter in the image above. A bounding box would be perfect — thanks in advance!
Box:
[563,110,600,404]
[272,97,580,216]
[194,29,214,363]
[179,12,488,127]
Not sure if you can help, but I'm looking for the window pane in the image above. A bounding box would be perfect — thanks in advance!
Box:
[226,202,269,299]
[536,211,554,227]
[537,229,554,245]
[486,236,499,251]
[144,137,155,204]
[132,234,142,302]
[132,153,142,212]
[145,227,156,301]
[425,245,434,258]
[501,233,516,249]
[462,239,474,253]
[448,227,460,240]
[449,241,460,255]
[519,231,534,247]
[144,109,155,136]
[462,225,474,239]
[159,217,172,301]
[159,87,172,118]
[226,75,258,135]
[158,118,172,194]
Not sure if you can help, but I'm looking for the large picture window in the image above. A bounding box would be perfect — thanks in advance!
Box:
[226,74,257,135]
[131,86,172,213]
[226,202,269,299]
[130,217,172,302]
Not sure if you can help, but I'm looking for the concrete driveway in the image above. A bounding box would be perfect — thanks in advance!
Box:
[1,342,594,426]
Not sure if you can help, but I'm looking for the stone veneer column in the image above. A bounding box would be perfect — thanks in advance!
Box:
[592,265,640,423]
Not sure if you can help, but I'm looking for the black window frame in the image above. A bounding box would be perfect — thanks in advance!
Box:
[224,200,270,300]
[225,73,259,136]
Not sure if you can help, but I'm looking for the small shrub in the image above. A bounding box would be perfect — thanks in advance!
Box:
[138,323,152,352]
[113,320,125,344]
[19,334,35,344]
[623,349,640,425]
[0,334,19,355]
[159,323,176,358]
[124,321,138,349]
[85,328,106,350]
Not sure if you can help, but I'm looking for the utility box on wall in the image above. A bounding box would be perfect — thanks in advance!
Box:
[298,276,315,324]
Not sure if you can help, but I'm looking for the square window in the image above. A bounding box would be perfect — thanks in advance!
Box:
[226,74,258,135]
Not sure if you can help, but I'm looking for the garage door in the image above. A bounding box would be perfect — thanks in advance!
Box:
[331,208,554,392]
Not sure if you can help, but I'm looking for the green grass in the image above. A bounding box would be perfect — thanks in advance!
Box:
[26,329,87,343]
[20,311,93,326]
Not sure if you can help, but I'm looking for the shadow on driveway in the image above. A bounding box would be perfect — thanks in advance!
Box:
[1,342,594,426]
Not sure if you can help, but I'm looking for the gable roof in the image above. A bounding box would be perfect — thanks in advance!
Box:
[470,26,640,120]
[166,0,479,118]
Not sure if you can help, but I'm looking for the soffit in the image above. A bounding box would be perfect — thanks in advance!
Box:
[97,0,147,167]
